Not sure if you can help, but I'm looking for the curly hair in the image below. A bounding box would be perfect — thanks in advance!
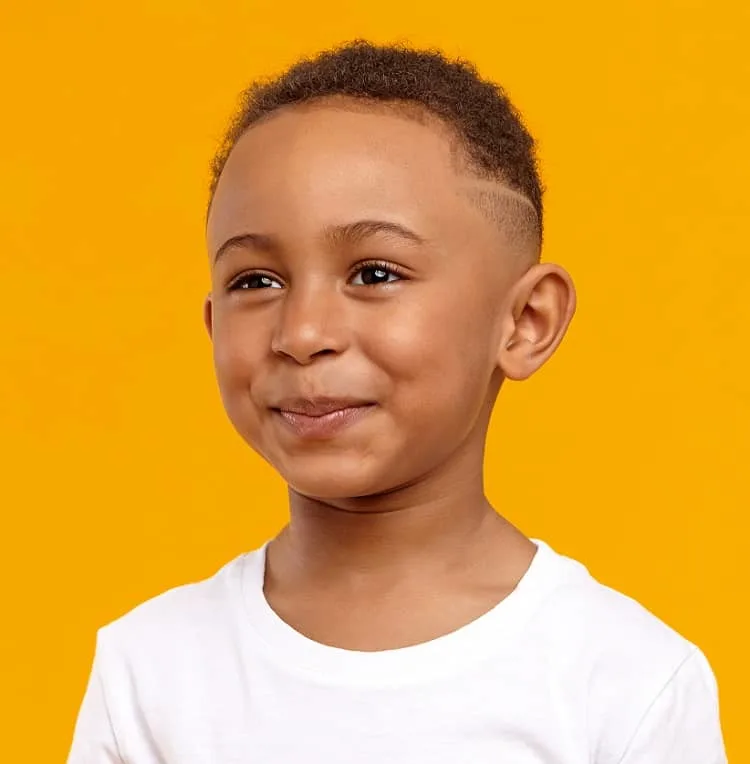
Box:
[208,40,543,246]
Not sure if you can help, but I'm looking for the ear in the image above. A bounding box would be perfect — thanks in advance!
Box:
[497,263,576,381]
[203,293,214,340]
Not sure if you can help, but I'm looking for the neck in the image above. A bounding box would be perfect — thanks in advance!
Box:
[270,437,522,588]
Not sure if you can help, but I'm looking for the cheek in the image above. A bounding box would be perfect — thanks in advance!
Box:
[211,311,267,397]
[361,290,498,454]
[210,314,274,458]
[369,288,496,391]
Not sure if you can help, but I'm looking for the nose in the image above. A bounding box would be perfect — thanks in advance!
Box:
[270,281,349,364]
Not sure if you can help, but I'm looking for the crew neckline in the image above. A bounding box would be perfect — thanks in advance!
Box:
[238,537,574,687]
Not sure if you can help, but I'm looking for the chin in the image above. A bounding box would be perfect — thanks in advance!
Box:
[278,453,396,502]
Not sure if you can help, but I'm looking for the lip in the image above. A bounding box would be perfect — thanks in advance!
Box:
[271,398,376,439]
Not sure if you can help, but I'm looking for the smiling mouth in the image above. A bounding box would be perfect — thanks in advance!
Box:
[271,398,377,439]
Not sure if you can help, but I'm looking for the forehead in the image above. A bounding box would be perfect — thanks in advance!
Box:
[206,102,500,254]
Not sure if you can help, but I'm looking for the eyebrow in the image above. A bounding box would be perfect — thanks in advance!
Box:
[212,219,427,263]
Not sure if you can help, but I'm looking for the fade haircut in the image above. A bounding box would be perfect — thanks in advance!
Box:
[208,40,544,253]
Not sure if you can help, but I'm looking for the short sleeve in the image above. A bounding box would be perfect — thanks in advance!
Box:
[67,631,125,764]
[617,648,727,764]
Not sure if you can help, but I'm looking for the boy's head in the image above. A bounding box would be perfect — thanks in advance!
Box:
[204,40,575,502]
[208,40,544,250]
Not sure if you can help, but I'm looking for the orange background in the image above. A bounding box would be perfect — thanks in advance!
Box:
[1,1,747,760]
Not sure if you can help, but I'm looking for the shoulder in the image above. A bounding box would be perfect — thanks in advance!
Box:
[94,549,253,665]
[529,541,722,762]
[530,540,697,672]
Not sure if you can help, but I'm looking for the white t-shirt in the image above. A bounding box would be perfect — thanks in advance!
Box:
[67,538,727,763]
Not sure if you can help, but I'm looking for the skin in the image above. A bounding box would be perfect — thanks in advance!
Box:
[204,98,576,650]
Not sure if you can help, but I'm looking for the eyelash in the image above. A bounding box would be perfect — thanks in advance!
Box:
[227,260,406,291]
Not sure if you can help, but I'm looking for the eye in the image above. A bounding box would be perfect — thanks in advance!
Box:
[228,273,283,291]
[350,262,404,286]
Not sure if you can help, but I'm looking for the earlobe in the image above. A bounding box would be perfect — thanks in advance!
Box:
[497,264,576,381]
[203,294,214,340]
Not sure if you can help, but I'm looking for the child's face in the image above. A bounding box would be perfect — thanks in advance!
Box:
[205,101,552,500]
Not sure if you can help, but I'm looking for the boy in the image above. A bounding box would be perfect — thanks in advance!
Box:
[68,40,727,763]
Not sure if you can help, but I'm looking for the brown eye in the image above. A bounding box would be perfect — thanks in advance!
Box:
[351,264,402,286]
[229,273,283,290]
